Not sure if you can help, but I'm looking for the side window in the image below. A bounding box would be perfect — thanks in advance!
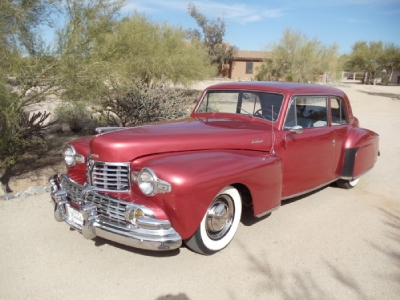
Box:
[331,97,348,125]
[284,96,328,129]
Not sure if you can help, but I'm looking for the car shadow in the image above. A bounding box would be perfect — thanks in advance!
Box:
[241,185,330,227]
[241,207,272,226]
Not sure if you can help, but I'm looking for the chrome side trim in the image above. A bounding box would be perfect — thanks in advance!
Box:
[255,204,281,218]
[50,174,182,251]
[281,178,339,201]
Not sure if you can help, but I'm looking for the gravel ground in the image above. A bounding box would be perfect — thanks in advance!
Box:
[0,82,399,300]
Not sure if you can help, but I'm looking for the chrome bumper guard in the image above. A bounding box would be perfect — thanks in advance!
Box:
[49,175,182,251]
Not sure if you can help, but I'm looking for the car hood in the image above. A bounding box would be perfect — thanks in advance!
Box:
[89,117,273,162]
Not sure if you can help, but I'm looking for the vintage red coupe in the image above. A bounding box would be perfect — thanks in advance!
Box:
[50,82,379,254]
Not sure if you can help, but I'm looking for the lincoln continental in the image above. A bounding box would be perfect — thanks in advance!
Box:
[49,82,379,255]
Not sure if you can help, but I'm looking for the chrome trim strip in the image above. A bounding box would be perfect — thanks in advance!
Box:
[50,174,182,251]
[281,178,339,200]
[95,127,126,134]
[255,204,281,218]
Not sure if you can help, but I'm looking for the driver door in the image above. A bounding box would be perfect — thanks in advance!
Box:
[279,96,336,197]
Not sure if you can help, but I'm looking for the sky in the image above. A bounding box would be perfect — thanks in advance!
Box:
[120,0,400,54]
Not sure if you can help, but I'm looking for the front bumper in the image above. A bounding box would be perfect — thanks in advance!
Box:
[49,174,182,251]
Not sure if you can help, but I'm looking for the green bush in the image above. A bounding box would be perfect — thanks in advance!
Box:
[54,102,102,133]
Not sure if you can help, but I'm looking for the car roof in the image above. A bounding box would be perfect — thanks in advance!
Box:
[205,81,346,97]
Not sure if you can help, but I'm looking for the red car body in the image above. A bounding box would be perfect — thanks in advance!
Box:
[50,82,379,254]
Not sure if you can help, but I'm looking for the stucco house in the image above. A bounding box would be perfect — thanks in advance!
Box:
[227,50,269,80]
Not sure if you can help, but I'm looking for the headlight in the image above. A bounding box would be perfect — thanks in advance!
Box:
[138,169,155,196]
[135,168,171,196]
[63,145,84,167]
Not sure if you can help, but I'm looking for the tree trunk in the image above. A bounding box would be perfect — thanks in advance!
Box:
[388,67,394,84]
[0,166,14,193]
[362,72,368,84]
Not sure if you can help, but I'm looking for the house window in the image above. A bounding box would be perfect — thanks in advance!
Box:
[245,62,253,74]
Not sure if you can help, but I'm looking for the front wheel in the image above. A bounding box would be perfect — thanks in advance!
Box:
[185,186,242,255]
[336,178,360,189]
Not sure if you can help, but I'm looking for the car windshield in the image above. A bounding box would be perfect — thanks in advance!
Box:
[196,90,284,122]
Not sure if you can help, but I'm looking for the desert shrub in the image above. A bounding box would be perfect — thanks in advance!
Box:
[54,101,103,133]
[100,79,201,127]
[0,83,56,190]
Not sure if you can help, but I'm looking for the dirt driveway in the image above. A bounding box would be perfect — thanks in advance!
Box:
[0,83,399,300]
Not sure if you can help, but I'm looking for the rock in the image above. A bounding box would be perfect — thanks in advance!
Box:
[22,187,36,195]
[4,194,16,200]
[31,186,46,194]
[20,192,31,199]
[2,185,50,200]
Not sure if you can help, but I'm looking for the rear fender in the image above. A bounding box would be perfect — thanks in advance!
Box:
[342,128,379,179]
[132,150,282,239]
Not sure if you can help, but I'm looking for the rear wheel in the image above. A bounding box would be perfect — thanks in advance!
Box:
[185,186,242,255]
[336,178,360,189]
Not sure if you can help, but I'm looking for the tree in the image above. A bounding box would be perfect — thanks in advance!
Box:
[256,28,340,83]
[0,0,58,56]
[187,3,237,76]
[0,0,124,190]
[0,0,215,190]
[58,11,216,124]
[91,13,215,85]
[347,41,387,84]
[337,41,400,85]
[380,43,400,85]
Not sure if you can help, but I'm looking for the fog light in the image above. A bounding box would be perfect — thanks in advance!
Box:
[129,209,144,223]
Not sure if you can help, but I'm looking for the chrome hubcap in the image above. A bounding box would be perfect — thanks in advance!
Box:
[206,194,234,240]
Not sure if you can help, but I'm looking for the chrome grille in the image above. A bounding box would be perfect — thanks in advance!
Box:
[86,193,126,221]
[87,160,130,191]
[61,176,127,222]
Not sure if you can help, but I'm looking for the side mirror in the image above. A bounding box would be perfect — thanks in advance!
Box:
[290,125,303,134]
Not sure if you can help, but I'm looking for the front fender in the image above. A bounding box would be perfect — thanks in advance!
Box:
[132,150,282,239]
[342,128,379,179]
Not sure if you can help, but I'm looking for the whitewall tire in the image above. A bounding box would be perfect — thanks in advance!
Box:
[185,186,242,255]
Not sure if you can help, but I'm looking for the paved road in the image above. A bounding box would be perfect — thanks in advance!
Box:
[0,84,399,299]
